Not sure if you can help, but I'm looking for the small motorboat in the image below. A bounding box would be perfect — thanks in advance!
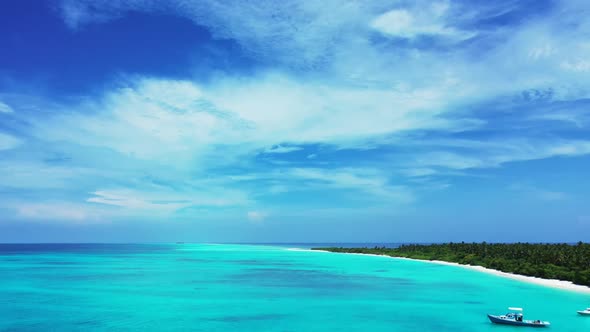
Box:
[487,307,550,327]
[578,308,590,315]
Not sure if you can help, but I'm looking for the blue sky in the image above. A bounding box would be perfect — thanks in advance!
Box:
[1,0,590,243]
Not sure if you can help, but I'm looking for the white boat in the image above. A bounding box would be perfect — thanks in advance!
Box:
[487,307,550,327]
[578,308,590,315]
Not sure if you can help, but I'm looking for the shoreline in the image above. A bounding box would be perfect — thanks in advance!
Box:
[291,248,590,295]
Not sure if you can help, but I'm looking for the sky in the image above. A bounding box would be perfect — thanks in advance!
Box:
[1,0,590,243]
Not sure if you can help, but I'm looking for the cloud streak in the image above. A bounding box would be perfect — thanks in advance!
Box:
[0,133,21,151]
[0,101,14,113]
[1,0,589,230]
[371,1,475,41]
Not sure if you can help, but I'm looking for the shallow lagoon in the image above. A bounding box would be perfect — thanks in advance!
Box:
[1,244,589,331]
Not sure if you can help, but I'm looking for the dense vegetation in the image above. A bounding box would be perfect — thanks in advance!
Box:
[313,242,590,287]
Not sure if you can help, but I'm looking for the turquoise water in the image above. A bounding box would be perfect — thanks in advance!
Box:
[1,244,589,331]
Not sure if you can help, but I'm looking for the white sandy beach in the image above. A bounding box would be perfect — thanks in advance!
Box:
[293,248,590,295]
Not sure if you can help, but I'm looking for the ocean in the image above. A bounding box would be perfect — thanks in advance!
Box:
[1,243,589,331]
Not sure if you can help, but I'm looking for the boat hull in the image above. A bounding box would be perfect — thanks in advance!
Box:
[578,311,590,315]
[487,314,549,327]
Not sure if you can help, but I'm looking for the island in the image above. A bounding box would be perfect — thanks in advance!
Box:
[313,242,590,287]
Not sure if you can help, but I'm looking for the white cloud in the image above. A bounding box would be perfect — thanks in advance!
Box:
[528,43,555,60]
[0,133,21,151]
[371,9,414,36]
[55,0,590,102]
[561,60,590,72]
[268,185,288,194]
[509,183,568,201]
[208,167,415,203]
[530,112,587,128]
[401,168,437,177]
[58,0,385,66]
[536,191,568,201]
[0,160,100,189]
[264,145,303,154]
[87,190,191,212]
[87,188,250,213]
[35,79,232,162]
[288,167,414,202]
[370,2,474,41]
[204,73,472,143]
[15,202,99,222]
[227,175,260,182]
[247,210,268,223]
[4,0,588,226]
[33,73,470,168]
[59,0,130,29]
[414,151,485,169]
[0,101,14,113]
[409,139,590,170]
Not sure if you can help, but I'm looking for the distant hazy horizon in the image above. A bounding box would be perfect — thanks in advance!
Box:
[1,1,590,242]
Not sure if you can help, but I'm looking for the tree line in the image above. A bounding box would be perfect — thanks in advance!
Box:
[313,242,590,286]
